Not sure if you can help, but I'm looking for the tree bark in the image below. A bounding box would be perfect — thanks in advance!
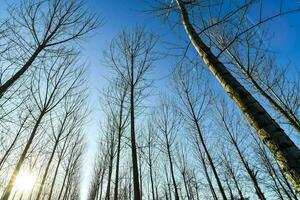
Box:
[176,0,300,193]
[0,46,43,97]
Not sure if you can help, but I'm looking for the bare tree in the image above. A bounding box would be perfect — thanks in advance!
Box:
[145,121,158,200]
[213,23,300,133]
[154,98,181,200]
[35,92,87,200]
[172,64,227,199]
[147,0,300,192]
[104,27,158,200]
[216,103,266,200]
[0,0,99,97]
[1,54,85,200]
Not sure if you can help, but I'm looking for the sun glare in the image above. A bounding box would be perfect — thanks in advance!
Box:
[14,171,36,192]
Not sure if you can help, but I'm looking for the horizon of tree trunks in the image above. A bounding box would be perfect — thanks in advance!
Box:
[0,0,299,200]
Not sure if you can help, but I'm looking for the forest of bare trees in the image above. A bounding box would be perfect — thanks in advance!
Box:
[0,0,300,200]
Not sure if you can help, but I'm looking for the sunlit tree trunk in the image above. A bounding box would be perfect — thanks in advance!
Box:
[176,0,300,193]
[1,112,44,200]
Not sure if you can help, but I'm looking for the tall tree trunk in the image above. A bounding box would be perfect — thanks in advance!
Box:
[1,112,44,200]
[230,167,244,200]
[176,0,300,193]
[234,140,266,200]
[166,143,180,200]
[148,144,156,200]
[182,172,190,199]
[195,138,218,200]
[0,115,28,170]
[35,140,59,200]
[105,155,114,200]
[58,151,74,200]
[186,95,227,199]
[222,121,266,200]
[48,137,69,200]
[130,55,141,200]
[113,96,125,200]
[139,149,143,199]
[36,116,68,200]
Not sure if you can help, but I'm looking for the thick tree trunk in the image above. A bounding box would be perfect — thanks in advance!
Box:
[0,46,43,97]
[176,0,300,193]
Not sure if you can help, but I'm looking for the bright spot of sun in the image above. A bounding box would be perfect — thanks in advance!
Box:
[14,171,35,192]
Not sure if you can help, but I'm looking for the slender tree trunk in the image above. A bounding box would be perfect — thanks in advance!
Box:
[222,121,266,200]
[1,112,44,200]
[139,149,143,199]
[164,166,173,200]
[270,172,285,200]
[182,172,190,199]
[187,98,227,199]
[166,142,180,200]
[256,139,297,200]
[48,137,69,200]
[105,155,114,200]
[36,115,68,200]
[99,168,106,200]
[225,178,234,200]
[195,138,218,200]
[113,97,125,200]
[231,169,244,200]
[149,147,156,200]
[130,55,141,200]
[176,0,300,193]
[113,135,121,200]
[62,171,72,200]
[0,123,24,170]
[35,141,59,200]
[58,153,73,200]
[234,141,266,200]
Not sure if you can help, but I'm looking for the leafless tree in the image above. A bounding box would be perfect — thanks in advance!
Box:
[172,64,227,199]
[146,0,300,192]
[1,54,85,199]
[154,97,181,200]
[104,27,158,200]
[0,0,99,97]
[216,103,266,200]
